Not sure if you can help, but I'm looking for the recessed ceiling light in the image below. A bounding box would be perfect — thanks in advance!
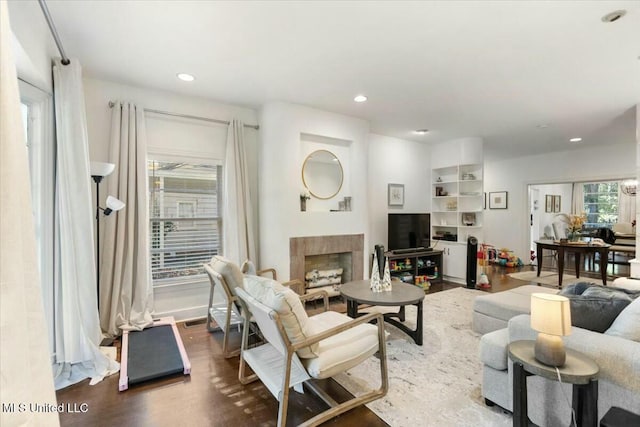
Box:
[536,124,549,129]
[177,73,195,82]
[569,137,583,143]
[353,95,368,103]
[413,129,429,135]
[602,10,626,23]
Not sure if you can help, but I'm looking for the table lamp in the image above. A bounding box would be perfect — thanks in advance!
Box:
[530,293,572,367]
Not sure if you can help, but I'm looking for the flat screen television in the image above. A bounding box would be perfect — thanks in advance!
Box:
[388,213,431,252]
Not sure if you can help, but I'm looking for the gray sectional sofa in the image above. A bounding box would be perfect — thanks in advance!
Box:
[474,284,640,426]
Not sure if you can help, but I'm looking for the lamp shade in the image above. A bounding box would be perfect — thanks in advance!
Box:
[105,196,125,212]
[531,293,572,336]
[90,161,115,178]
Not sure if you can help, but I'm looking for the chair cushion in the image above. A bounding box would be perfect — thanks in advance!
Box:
[210,255,244,292]
[302,311,379,379]
[243,275,318,358]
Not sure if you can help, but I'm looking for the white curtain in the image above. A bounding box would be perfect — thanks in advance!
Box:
[618,185,636,224]
[222,119,257,264]
[100,102,154,337]
[571,183,584,215]
[52,58,119,389]
[0,2,59,424]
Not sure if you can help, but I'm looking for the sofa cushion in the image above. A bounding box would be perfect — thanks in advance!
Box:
[605,297,640,342]
[242,274,318,358]
[209,255,244,292]
[480,328,509,371]
[473,285,557,322]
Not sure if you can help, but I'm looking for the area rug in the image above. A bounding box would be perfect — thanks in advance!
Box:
[334,287,511,427]
[508,270,603,286]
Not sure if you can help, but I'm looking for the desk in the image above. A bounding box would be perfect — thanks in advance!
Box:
[509,340,599,427]
[340,280,425,345]
[535,240,610,288]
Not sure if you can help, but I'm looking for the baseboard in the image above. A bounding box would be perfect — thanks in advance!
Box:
[153,305,208,322]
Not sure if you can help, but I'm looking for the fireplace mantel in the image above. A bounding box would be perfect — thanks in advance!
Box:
[290,234,364,283]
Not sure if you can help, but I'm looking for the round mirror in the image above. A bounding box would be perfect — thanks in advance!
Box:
[302,150,343,199]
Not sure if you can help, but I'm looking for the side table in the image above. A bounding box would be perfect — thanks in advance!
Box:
[508,340,599,427]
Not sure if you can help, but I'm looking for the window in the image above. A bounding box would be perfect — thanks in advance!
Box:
[148,160,222,284]
[583,181,618,228]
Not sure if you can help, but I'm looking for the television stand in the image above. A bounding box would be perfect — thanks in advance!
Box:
[384,249,443,288]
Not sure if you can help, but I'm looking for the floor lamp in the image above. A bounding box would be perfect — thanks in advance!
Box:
[90,161,125,309]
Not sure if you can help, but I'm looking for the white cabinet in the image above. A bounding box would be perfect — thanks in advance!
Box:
[435,241,467,282]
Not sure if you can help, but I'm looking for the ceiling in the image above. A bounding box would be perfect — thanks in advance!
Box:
[28,1,640,159]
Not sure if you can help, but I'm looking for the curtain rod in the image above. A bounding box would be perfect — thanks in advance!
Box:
[108,101,259,130]
[37,0,70,65]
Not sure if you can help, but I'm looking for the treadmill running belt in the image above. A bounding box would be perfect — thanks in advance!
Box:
[127,325,184,384]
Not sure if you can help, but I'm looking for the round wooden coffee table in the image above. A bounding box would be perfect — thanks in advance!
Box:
[340,280,425,345]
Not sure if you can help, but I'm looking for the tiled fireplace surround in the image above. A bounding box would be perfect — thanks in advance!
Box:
[289,234,365,284]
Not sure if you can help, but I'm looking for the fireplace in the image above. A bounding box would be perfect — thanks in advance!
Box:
[290,234,364,284]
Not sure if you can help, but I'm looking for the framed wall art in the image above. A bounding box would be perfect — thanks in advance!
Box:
[545,195,553,213]
[489,191,508,209]
[553,195,561,213]
[388,183,404,207]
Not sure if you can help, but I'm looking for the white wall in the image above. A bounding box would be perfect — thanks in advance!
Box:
[83,77,259,320]
[530,183,573,240]
[259,102,370,281]
[367,134,431,250]
[485,141,635,262]
[8,0,58,91]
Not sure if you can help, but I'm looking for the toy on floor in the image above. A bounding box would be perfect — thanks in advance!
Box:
[476,243,493,289]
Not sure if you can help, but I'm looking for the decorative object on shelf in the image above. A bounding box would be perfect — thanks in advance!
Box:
[489,191,508,209]
[436,177,442,182]
[553,195,561,212]
[461,173,476,180]
[446,200,457,211]
[545,195,553,212]
[462,212,476,226]
[339,200,346,211]
[388,183,404,206]
[530,293,572,367]
[344,196,352,211]
[300,190,310,212]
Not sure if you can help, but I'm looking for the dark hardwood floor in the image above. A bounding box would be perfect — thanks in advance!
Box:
[55,255,620,426]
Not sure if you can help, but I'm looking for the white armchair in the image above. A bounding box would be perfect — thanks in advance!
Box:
[204,256,304,358]
[234,275,388,427]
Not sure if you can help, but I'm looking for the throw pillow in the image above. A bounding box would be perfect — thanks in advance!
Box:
[605,298,640,342]
[242,274,318,358]
[560,282,598,296]
[567,295,630,333]
[209,255,244,292]
[240,259,257,276]
[611,277,640,292]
